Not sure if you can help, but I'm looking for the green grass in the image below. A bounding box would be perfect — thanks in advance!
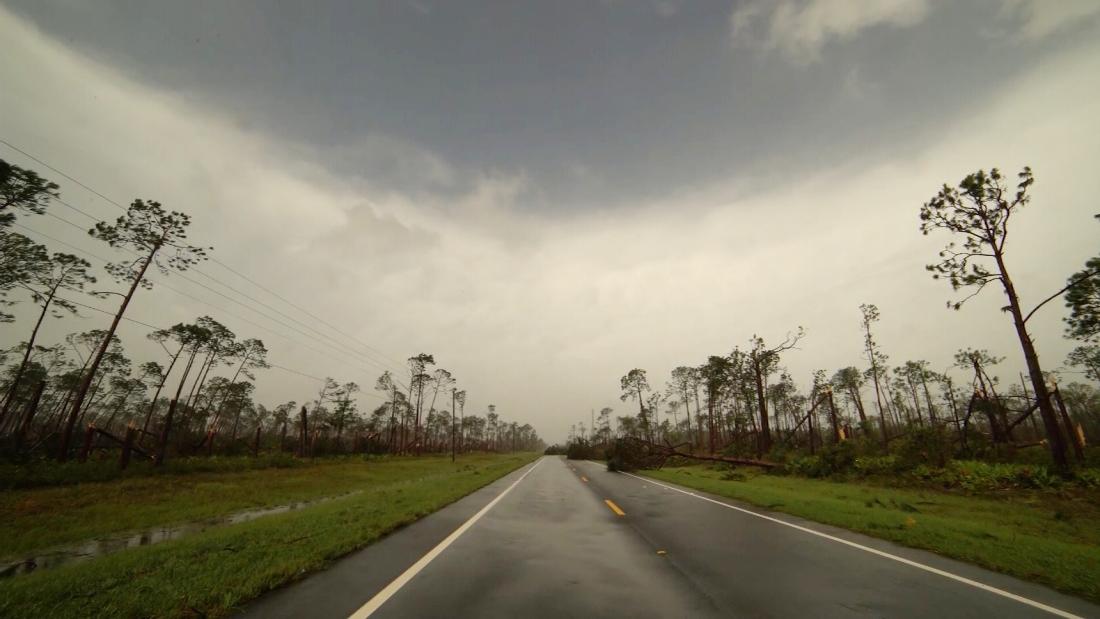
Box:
[0,454,515,557]
[0,452,313,491]
[0,453,536,618]
[644,465,1100,603]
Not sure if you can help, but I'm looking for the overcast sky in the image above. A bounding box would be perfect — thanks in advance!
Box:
[2,0,1099,442]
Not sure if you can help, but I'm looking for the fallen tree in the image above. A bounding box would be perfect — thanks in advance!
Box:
[607,436,778,472]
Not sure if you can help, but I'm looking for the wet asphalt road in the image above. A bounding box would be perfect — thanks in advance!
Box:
[240,456,1100,618]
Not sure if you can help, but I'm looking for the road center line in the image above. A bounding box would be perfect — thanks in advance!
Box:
[347,459,543,619]
[604,499,626,516]
[616,469,1082,619]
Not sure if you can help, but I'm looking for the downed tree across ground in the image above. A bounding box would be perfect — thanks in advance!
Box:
[606,437,778,471]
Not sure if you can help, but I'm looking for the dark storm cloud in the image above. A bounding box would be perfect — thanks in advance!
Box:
[6,0,1096,211]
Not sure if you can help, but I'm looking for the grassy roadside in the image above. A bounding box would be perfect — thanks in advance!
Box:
[643,465,1100,603]
[1,454,512,558]
[0,453,537,618]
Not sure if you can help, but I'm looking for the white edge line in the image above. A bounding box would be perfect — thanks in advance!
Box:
[347,458,544,619]
[608,468,1082,619]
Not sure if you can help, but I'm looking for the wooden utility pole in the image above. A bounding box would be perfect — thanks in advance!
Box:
[451,388,457,463]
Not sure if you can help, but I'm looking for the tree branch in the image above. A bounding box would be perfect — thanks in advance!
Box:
[1023,267,1100,324]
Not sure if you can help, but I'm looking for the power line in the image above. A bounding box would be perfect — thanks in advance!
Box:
[21,207,403,377]
[172,269,396,374]
[209,257,407,369]
[10,222,113,263]
[0,139,127,211]
[43,210,88,233]
[49,293,382,394]
[13,222,408,395]
[55,197,104,224]
[1,138,408,376]
[186,264,401,372]
[267,363,326,382]
[42,195,405,376]
[55,294,164,331]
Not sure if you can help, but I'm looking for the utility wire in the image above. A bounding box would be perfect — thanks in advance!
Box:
[54,197,103,224]
[209,257,406,369]
[21,208,403,377]
[0,139,127,211]
[51,292,381,396]
[43,210,88,233]
[1,138,408,376]
[54,294,165,331]
[14,222,401,391]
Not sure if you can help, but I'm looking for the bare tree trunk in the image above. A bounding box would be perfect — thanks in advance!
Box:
[152,343,200,466]
[681,393,694,448]
[62,246,158,461]
[154,399,178,466]
[919,374,938,424]
[0,286,56,425]
[143,346,183,435]
[827,391,841,442]
[14,381,45,451]
[752,362,770,454]
[849,387,867,424]
[865,333,888,447]
[1052,385,1084,463]
[298,405,309,457]
[993,251,1067,471]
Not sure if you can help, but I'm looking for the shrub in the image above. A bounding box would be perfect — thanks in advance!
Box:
[0,452,312,490]
[893,424,952,469]
[818,440,858,473]
[565,440,602,461]
[785,455,826,477]
[910,460,1068,491]
[853,455,901,476]
[1075,468,1100,488]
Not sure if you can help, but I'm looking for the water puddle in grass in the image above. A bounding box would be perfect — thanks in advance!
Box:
[0,490,362,578]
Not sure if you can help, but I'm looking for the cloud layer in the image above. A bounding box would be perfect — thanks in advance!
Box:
[2,6,1099,441]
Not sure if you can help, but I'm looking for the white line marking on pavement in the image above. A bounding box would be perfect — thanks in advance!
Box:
[615,469,1082,619]
[347,458,544,619]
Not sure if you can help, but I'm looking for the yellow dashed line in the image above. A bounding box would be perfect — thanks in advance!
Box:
[604,499,626,516]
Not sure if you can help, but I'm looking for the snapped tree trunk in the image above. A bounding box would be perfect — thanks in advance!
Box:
[143,345,183,435]
[154,399,178,466]
[61,245,159,461]
[993,251,1067,470]
[753,362,771,454]
[0,284,57,425]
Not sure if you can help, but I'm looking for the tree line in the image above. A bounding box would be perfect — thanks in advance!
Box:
[0,158,543,465]
[569,167,1098,472]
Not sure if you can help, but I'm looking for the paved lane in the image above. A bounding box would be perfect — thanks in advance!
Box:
[572,459,1099,619]
[241,456,1099,618]
[363,456,720,618]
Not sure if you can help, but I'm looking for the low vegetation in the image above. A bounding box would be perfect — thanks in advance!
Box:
[554,165,1100,601]
[1,159,544,470]
[0,452,536,618]
[1,453,522,558]
[643,463,1100,603]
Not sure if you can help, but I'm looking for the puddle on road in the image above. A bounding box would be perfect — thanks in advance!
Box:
[0,490,361,578]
